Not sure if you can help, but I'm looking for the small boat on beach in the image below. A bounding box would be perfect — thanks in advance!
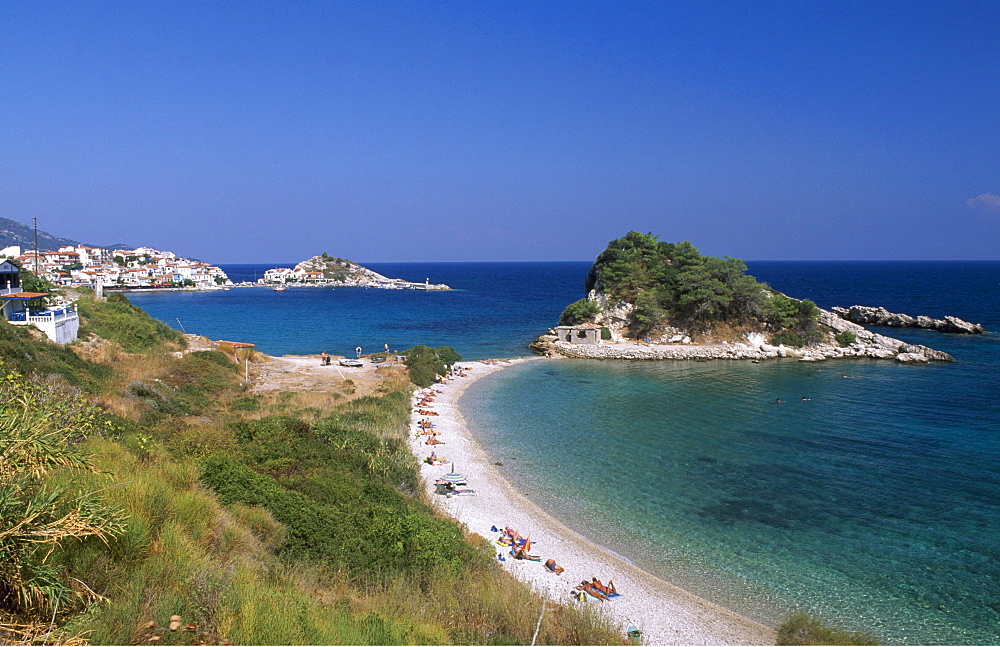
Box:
[339,358,363,367]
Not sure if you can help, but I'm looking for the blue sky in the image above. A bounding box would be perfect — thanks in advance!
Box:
[3,1,998,263]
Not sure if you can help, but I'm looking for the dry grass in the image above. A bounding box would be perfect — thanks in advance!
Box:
[245,359,411,420]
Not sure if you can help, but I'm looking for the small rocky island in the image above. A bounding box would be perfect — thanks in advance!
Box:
[831,306,986,334]
[261,254,450,290]
[532,232,954,363]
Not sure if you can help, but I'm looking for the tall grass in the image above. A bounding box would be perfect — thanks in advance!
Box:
[0,368,125,624]
[57,439,436,645]
[777,613,879,645]
[75,293,184,353]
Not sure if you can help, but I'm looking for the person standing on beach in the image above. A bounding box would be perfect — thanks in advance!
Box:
[356,346,362,359]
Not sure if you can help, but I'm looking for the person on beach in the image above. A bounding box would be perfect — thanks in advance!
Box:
[356,346,362,359]
[320,351,329,365]
[592,577,616,595]
[576,581,610,601]
[545,559,564,575]
[513,542,537,560]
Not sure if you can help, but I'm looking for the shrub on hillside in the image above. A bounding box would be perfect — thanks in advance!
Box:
[199,455,481,577]
[777,613,878,645]
[835,330,857,347]
[402,345,461,388]
[558,298,601,326]
[76,293,184,352]
[0,318,111,387]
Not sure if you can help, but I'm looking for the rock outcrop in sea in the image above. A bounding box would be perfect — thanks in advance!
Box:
[831,305,986,334]
[532,307,955,363]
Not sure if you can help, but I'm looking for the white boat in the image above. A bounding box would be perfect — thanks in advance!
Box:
[273,286,287,292]
[339,358,363,367]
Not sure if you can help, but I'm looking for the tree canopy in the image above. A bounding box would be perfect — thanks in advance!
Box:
[571,232,820,341]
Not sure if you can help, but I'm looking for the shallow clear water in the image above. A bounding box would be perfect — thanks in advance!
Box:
[464,356,1000,644]
[129,260,1000,644]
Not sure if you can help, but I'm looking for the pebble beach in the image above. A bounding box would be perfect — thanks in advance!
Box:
[409,357,776,646]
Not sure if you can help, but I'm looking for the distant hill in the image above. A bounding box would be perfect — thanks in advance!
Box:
[0,216,127,251]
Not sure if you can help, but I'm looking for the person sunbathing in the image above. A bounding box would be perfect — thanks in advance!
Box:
[575,581,609,601]
[544,559,564,574]
[426,436,444,445]
[513,544,538,560]
[591,578,616,595]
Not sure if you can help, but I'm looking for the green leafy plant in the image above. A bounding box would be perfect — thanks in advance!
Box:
[835,330,857,347]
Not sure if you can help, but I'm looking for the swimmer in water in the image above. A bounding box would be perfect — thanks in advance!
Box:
[775,398,783,403]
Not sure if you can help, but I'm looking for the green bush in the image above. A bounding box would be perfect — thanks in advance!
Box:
[558,298,601,326]
[402,345,462,388]
[777,613,878,645]
[231,395,261,411]
[835,330,857,347]
[600,327,612,340]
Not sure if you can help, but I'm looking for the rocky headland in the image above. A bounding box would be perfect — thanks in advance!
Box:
[261,254,450,289]
[538,232,958,364]
[831,305,987,334]
[532,306,955,363]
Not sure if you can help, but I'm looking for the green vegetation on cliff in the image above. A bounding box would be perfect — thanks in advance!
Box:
[567,231,821,342]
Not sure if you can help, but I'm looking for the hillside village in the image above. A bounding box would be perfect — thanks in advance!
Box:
[0,244,230,289]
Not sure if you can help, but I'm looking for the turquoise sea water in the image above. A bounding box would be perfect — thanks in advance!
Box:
[129,261,1000,645]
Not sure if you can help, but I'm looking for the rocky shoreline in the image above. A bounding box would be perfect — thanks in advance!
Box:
[532,307,955,363]
[831,305,987,334]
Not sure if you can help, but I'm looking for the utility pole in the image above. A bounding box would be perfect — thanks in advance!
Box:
[33,216,39,276]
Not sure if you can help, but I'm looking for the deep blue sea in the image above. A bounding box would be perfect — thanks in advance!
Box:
[128,261,1000,645]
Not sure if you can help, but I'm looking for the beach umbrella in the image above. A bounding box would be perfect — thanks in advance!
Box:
[439,464,466,483]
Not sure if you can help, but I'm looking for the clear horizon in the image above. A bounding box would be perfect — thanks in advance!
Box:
[4,2,998,263]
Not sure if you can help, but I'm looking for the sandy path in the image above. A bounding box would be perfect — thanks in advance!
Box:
[409,358,776,646]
